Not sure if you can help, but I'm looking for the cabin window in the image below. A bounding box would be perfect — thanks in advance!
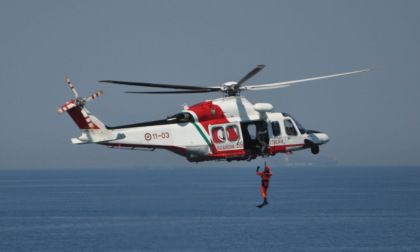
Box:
[271,121,281,136]
[247,124,257,140]
[212,127,225,143]
[284,119,298,136]
[226,125,239,141]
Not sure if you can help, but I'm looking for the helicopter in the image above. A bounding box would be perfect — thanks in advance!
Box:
[57,65,374,162]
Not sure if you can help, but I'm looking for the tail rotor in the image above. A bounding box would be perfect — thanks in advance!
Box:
[57,76,103,129]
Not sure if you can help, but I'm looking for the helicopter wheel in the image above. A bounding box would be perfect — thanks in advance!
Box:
[311,145,320,155]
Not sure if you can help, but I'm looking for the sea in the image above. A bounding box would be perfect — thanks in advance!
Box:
[0,166,419,252]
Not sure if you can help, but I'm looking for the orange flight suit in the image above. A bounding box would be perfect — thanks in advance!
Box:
[256,166,272,199]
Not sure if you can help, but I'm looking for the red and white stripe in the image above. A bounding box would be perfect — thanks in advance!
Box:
[65,76,79,98]
[56,100,76,114]
[85,90,103,102]
[80,109,95,129]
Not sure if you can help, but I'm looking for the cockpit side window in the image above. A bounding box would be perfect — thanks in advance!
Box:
[247,124,257,140]
[282,113,306,134]
[284,119,298,136]
[271,121,281,136]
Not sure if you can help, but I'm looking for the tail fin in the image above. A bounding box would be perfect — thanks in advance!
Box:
[57,76,125,144]
[67,106,102,130]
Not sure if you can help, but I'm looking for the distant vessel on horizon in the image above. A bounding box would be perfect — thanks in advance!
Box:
[281,154,338,166]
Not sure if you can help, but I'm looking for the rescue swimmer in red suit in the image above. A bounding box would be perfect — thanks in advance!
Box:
[256,164,272,208]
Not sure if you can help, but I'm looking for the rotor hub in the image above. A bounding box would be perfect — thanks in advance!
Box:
[222,81,239,96]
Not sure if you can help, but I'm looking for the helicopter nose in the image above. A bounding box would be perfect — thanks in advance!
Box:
[317,133,329,144]
[308,131,329,145]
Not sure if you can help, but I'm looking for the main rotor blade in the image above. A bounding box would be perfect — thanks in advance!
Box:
[236,64,265,87]
[99,80,219,91]
[126,89,220,94]
[245,68,376,91]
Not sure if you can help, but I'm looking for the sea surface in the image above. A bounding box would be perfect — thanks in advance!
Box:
[0,166,419,252]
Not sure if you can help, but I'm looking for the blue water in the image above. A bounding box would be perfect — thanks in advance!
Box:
[0,166,419,251]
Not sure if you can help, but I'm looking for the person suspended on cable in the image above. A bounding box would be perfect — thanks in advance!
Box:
[256,163,272,208]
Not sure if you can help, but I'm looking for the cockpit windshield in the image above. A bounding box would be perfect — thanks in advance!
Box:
[282,113,306,134]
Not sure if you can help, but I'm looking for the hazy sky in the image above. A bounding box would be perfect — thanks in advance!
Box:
[1,1,419,169]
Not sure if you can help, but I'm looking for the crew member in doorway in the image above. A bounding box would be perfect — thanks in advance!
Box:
[257,127,268,155]
[256,164,272,208]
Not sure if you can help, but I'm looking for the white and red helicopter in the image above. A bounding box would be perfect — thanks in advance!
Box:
[57,65,373,162]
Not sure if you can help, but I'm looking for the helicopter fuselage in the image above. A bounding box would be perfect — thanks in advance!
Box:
[76,96,329,162]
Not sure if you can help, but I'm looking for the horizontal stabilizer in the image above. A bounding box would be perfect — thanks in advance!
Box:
[71,131,125,145]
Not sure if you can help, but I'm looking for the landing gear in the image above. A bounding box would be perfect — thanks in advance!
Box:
[311,145,319,155]
[305,139,320,155]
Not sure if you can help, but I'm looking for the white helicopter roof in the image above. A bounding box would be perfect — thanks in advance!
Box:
[211,96,260,119]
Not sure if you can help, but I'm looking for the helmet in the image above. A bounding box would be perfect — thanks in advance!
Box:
[264,166,270,171]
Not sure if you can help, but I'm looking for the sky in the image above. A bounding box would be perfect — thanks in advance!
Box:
[1,1,419,169]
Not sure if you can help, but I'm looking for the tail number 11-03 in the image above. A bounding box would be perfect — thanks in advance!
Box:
[144,132,170,141]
